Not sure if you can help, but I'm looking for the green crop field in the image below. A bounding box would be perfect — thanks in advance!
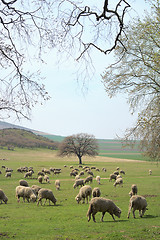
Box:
[0,148,159,240]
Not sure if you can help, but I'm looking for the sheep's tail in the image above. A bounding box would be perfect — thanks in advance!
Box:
[86,203,93,217]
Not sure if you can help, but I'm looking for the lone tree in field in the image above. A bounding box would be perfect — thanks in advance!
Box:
[58,133,99,165]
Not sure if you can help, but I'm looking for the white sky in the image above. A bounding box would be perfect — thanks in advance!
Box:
[7,0,150,139]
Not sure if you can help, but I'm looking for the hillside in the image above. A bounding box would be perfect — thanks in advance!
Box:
[0,128,59,150]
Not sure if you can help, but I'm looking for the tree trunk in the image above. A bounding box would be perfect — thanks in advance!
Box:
[78,155,82,165]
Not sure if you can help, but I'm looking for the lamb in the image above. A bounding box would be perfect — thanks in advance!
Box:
[87,197,121,222]
[37,188,57,206]
[92,187,101,198]
[0,189,8,204]
[75,185,92,204]
[109,174,117,181]
[19,179,29,187]
[84,176,93,184]
[96,176,101,185]
[127,195,148,218]
[55,180,60,190]
[129,184,138,197]
[38,176,43,184]
[113,178,123,187]
[31,185,41,195]
[15,186,37,203]
[73,179,84,189]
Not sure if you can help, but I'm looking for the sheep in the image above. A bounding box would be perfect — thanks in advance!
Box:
[73,179,84,189]
[149,169,152,175]
[102,167,107,172]
[120,170,125,175]
[24,171,32,178]
[15,186,37,203]
[116,167,120,170]
[37,171,45,176]
[37,188,57,206]
[38,176,43,184]
[84,176,93,184]
[114,178,123,187]
[75,185,92,204]
[31,185,41,195]
[87,170,94,176]
[75,175,80,180]
[96,176,101,185]
[0,189,8,204]
[92,187,101,198]
[70,172,76,177]
[87,197,121,222]
[5,172,11,177]
[127,195,148,218]
[44,175,50,183]
[109,174,117,181]
[19,179,29,187]
[113,171,119,176]
[55,180,60,190]
[79,171,84,176]
[129,184,138,197]
[116,175,122,180]
[43,169,50,175]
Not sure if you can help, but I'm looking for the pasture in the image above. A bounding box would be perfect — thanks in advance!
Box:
[0,148,160,240]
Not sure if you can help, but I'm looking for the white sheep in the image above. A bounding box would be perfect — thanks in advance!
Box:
[38,176,43,184]
[19,179,29,187]
[127,195,148,218]
[5,172,11,177]
[84,176,93,184]
[87,197,121,222]
[44,175,50,183]
[116,175,122,180]
[75,185,92,204]
[120,170,125,175]
[37,188,57,206]
[73,179,84,189]
[31,185,41,195]
[92,187,101,198]
[75,175,80,180]
[96,176,101,185]
[24,171,32,178]
[113,178,123,187]
[129,184,138,197]
[0,189,8,204]
[149,169,152,175]
[15,186,37,203]
[55,180,60,190]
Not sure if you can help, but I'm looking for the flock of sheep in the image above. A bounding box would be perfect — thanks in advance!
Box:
[0,164,151,222]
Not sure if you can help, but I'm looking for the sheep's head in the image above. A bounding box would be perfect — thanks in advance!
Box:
[30,194,37,202]
[3,196,8,204]
[114,207,121,218]
[75,195,81,204]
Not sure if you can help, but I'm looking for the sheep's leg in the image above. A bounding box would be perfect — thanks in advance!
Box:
[132,209,136,218]
[139,210,142,217]
[101,212,105,222]
[82,197,85,204]
[127,205,132,218]
[141,208,146,218]
[44,199,47,205]
[92,214,96,222]
[110,213,116,221]
[86,196,88,204]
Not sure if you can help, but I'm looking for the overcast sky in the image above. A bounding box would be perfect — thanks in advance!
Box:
[7,0,150,139]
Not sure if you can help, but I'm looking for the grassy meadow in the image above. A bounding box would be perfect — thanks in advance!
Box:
[0,148,160,240]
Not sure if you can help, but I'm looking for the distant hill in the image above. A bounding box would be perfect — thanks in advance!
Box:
[0,128,59,150]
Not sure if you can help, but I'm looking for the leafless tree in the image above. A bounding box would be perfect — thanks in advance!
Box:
[58,133,99,164]
[0,0,131,120]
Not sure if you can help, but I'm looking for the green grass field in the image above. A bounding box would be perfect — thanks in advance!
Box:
[0,148,159,240]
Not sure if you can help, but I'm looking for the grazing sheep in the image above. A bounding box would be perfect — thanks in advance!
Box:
[5,172,11,177]
[75,185,92,204]
[87,197,121,222]
[37,188,57,206]
[149,169,152,175]
[75,175,80,180]
[114,178,123,187]
[127,195,148,218]
[120,170,125,175]
[116,167,120,170]
[84,176,93,184]
[70,172,77,177]
[113,171,119,176]
[96,176,101,185]
[73,179,84,189]
[0,189,8,204]
[43,169,50,175]
[79,171,84,176]
[38,176,43,184]
[129,184,138,197]
[44,175,50,183]
[19,179,29,187]
[15,186,37,203]
[37,171,45,176]
[31,185,41,195]
[92,187,101,198]
[5,168,13,172]
[55,180,60,190]
[102,168,107,172]
[87,170,94,176]
[109,174,117,181]
[116,175,122,180]
[24,171,32,178]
